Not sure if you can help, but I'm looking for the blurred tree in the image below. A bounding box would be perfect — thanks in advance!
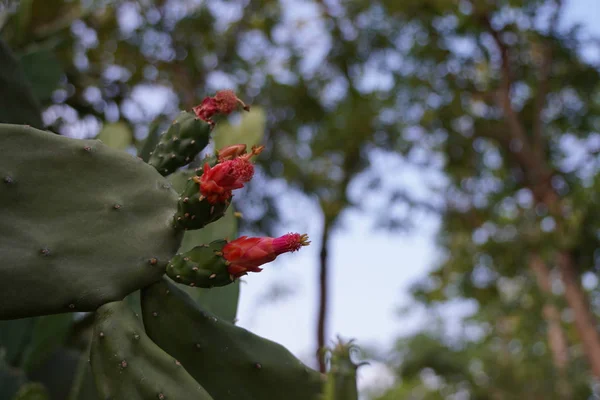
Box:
[2,0,600,394]
[371,0,600,397]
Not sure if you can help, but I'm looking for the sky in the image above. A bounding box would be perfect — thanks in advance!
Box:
[231,0,600,397]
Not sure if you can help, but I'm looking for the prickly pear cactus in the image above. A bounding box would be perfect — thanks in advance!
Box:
[141,278,325,400]
[0,78,345,400]
[147,111,212,176]
[90,301,213,400]
[322,339,365,400]
[0,124,182,319]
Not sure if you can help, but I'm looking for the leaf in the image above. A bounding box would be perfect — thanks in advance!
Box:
[0,319,35,366]
[95,122,132,151]
[0,39,43,128]
[19,49,62,103]
[213,106,266,150]
[0,357,26,400]
[21,314,73,373]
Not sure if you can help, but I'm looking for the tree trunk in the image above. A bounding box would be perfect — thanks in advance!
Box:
[529,255,572,397]
[557,251,600,379]
[316,219,331,373]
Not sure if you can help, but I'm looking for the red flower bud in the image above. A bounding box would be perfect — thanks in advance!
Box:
[192,90,249,125]
[193,158,254,204]
[223,233,310,278]
[217,144,265,162]
[217,144,247,162]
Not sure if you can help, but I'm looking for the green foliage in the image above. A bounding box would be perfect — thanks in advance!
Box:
[21,314,73,373]
[141,278,325,400]
[213,107,267,150]
[95,122,132,151]
[11,382,49,400]
[0,124,182,319]
[18,49,62,103]
[90,301,213,400]
[0,40,43,128]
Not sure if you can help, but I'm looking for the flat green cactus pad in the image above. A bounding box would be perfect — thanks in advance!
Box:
[91,301,213,400]
[141,278,325,400]
[0,124,182,319]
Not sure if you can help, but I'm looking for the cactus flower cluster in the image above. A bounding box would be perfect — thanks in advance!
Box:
[0,85,332,400]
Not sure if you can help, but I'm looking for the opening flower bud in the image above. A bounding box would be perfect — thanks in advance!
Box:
[223,233,310,278]
[218,144,247,162]
[193,158,255,204]
[192,90,249,125]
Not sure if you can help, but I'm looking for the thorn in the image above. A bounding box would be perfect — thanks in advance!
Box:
[183,257,190,261]
[40,248,50,256]
[209,273,216,279]
[152,312,158,317]
[99,332,105,338]
[214,251,223,256]
[83,146,91,152]
[190,282,195,287]
[121,360,128,368]
[210,206,215,214]
[113,204,121,210]
[183,197,189,203]
[68,304,75,309]
[3,176,13,184]
[191,140,196,145]
[149,258,158,265]
[255,363,262,369]
[198,195,205,202]
[234,211,243,218]
[192,267,199,271]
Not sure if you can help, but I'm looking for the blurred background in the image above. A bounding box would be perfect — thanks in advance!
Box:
[2,0,600,398]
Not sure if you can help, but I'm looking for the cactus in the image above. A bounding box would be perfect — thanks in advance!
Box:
[0,78,351,399]
[322,339,366,400]
[90,301,213,400]
[141,278,325,400]
[0,124,182,319]
[148,90,249,176]
[147,111,212,176]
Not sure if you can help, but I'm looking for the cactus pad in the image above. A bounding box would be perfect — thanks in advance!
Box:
[147,111,212,176]
[90,301,213,400]
[0,124,182,319]
[141,278,324,400]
